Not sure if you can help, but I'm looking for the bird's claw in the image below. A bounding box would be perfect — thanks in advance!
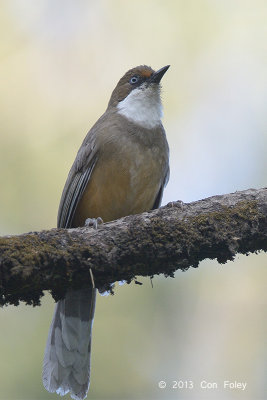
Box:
[85,217,104,229]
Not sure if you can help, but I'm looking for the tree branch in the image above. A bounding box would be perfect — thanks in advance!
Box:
[0,188,266,307]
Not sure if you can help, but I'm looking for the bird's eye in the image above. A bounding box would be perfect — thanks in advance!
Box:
[130,76,139,84]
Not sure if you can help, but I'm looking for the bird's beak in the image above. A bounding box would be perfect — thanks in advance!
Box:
[149,65,170,84]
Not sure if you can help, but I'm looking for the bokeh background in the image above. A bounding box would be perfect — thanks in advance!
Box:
[0,1,266,399]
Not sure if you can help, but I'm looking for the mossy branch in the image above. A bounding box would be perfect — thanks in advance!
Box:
[0,188,267,307]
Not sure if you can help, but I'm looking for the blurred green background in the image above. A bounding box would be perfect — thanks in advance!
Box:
[0,1,266,399]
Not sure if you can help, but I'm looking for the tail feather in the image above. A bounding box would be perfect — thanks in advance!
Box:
[43,288,96,400]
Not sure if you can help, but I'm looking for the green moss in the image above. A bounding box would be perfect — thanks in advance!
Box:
[190,200,259,226]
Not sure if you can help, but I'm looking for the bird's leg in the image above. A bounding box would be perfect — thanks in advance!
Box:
[84,217,104,288]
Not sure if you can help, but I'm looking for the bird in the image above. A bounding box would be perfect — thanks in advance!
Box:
[42,64,170,400]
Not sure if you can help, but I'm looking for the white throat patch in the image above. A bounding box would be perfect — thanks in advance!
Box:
[117,84,163,129]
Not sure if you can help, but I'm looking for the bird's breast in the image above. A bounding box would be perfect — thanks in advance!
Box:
[72,131,168,226]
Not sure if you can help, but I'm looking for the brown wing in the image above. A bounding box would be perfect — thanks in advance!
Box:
[57,163,97,228]
[57,117,103,228]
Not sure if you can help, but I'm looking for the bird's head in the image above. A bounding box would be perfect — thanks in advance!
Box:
[108,65,170,129]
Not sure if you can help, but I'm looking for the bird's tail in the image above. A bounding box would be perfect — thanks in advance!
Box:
[42,287,96,400]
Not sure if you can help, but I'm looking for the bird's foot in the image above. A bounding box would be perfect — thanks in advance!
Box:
[85,217,103,229]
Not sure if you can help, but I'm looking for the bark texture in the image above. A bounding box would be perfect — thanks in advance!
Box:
[0,188,266,307]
